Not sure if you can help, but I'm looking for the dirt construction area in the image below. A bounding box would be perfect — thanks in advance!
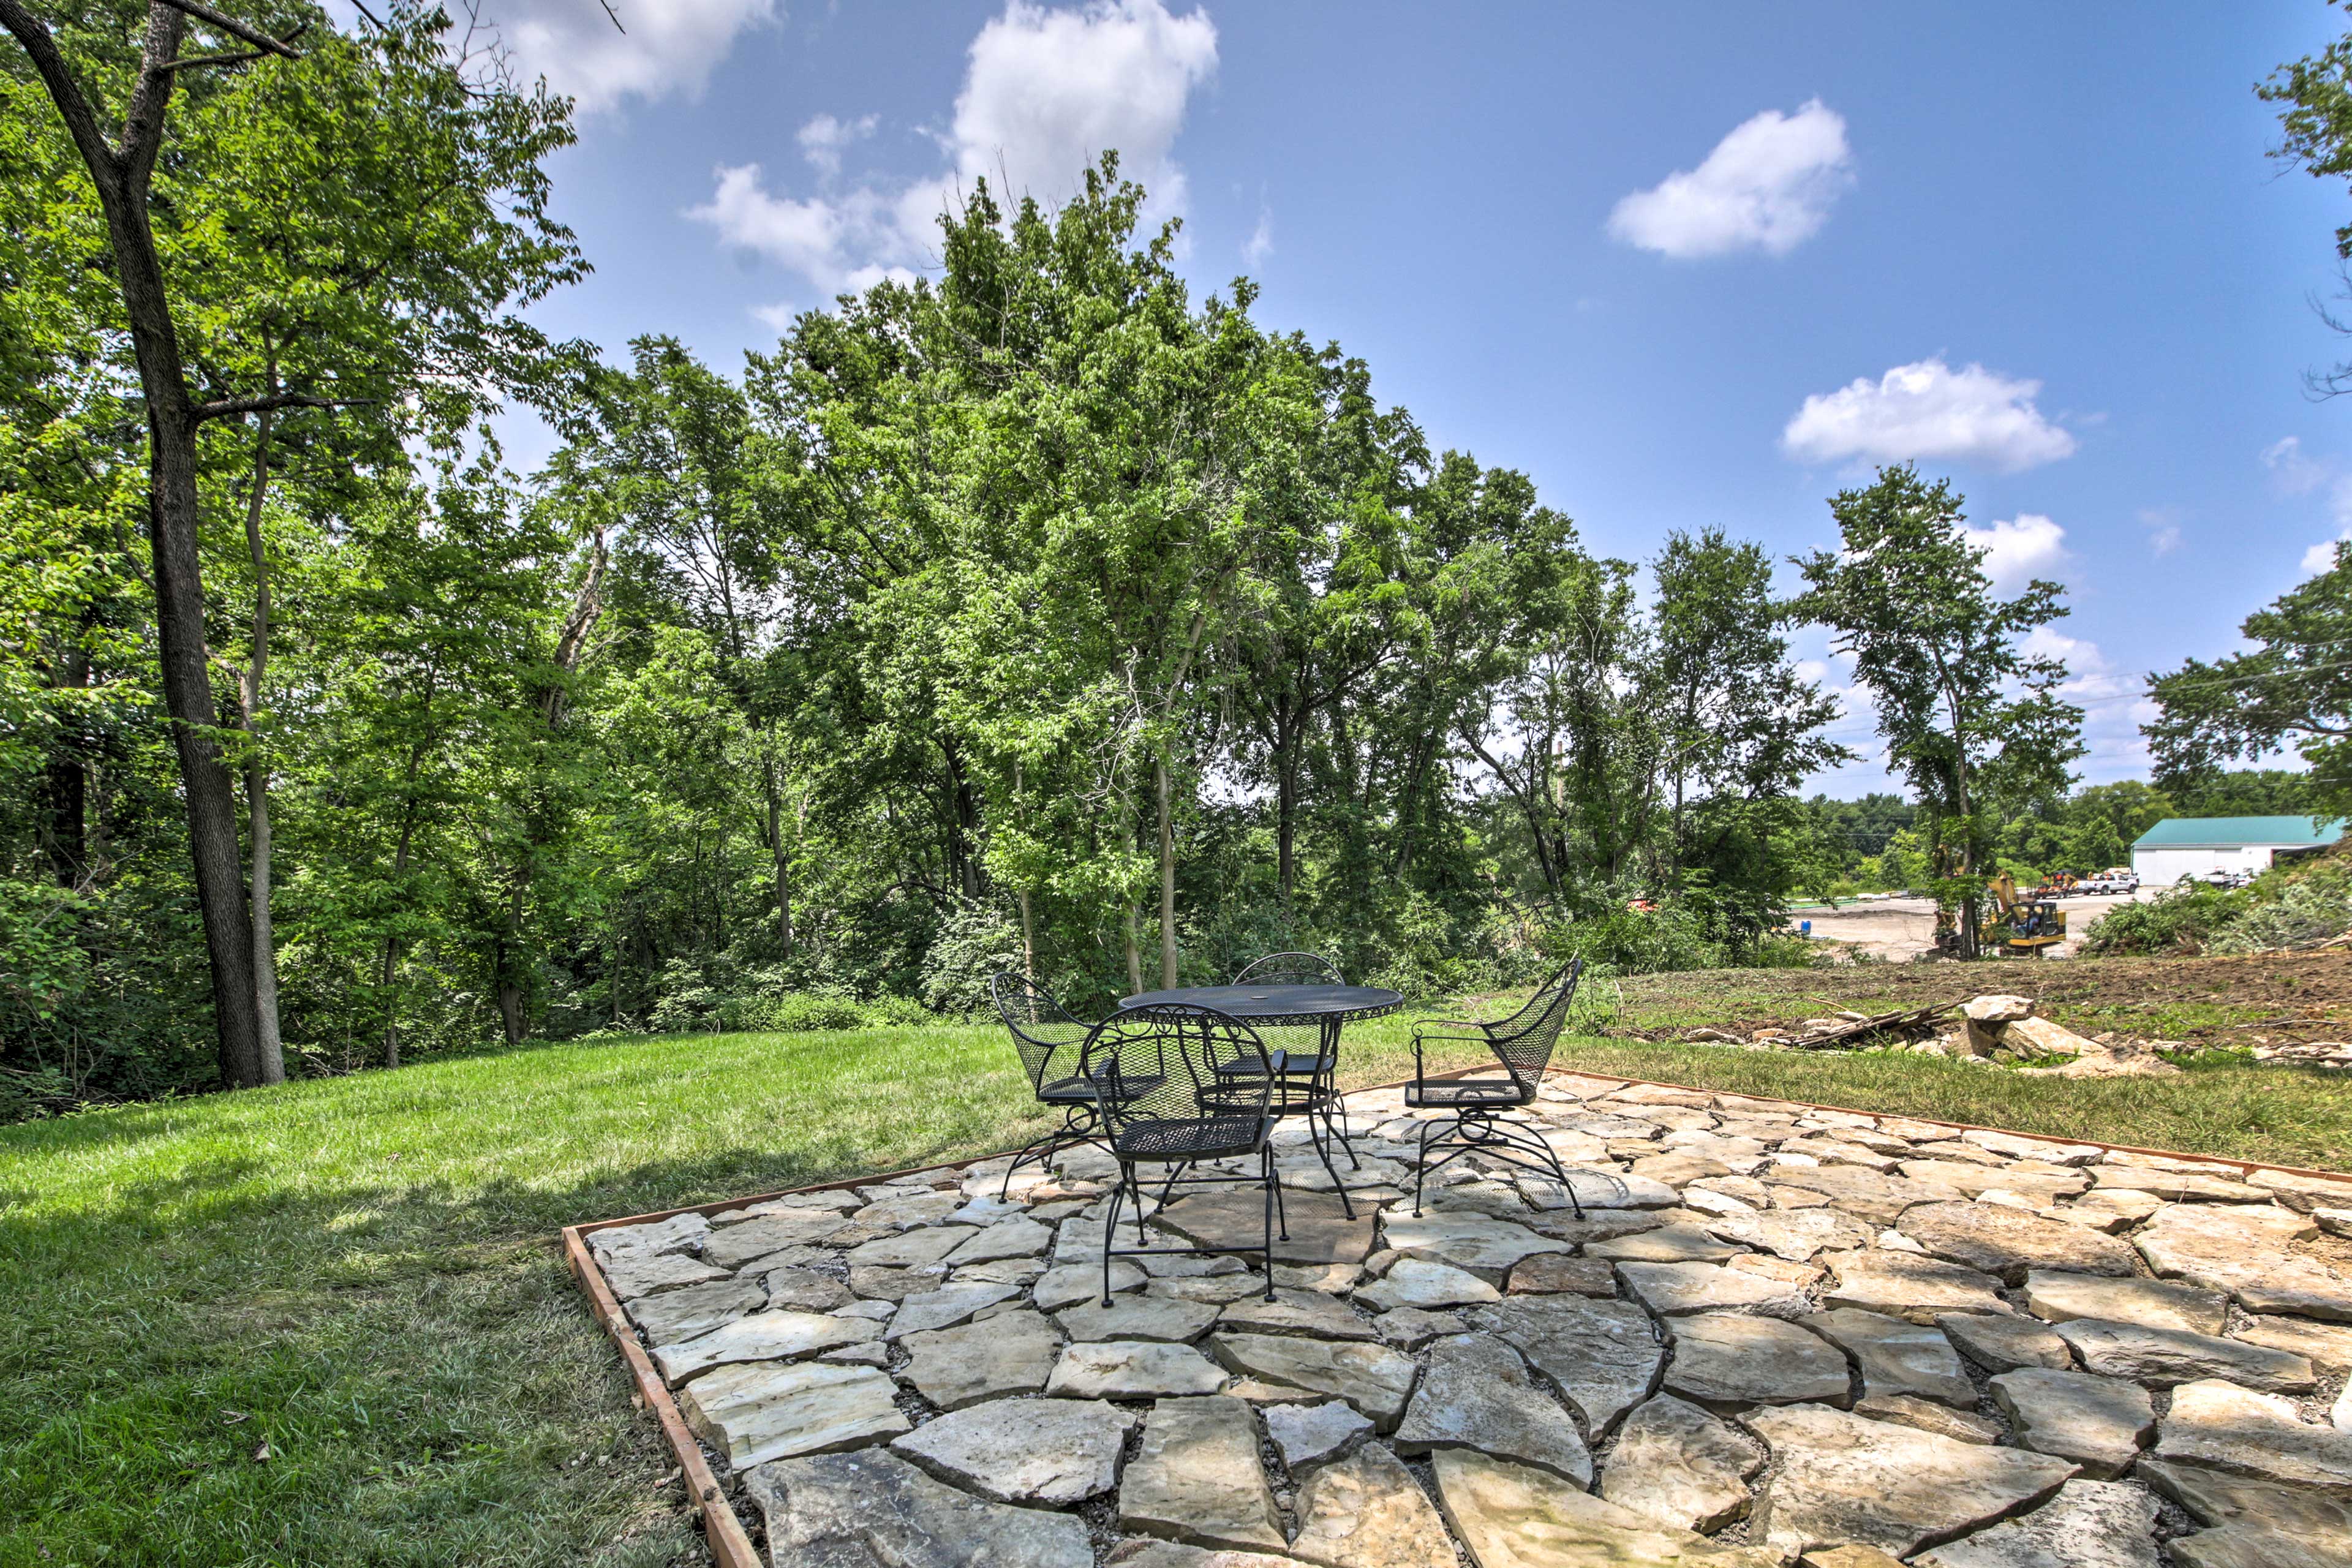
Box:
[1611,946,2352,1054]
[1789,891,2152,960]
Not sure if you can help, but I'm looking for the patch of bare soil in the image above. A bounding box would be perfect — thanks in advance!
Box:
[1612,948,2352,1048]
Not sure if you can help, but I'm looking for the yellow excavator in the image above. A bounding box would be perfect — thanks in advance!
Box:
[1933,871,2068,957]
[1988,871,2068,954]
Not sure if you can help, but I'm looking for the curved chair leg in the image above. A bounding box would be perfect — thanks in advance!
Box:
[1414,1115,1437,1216]
[1100,1167,1128,1307]
[1259,1146,1278,1302]
[1306,1107,1355,1221]
[1127,1164,1152,1246]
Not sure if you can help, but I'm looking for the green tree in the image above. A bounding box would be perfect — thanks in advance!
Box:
[0,0,582,1084]
[2147,542,2352,815]
[1796,466,2084,956]
[2261,4,2352,394]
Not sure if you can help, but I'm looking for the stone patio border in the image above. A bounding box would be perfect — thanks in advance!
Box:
[559,1063,2352,1567]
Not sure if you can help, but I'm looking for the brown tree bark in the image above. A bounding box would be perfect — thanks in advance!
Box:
[762,756,793,956]
[233,397,284,1082]
[1155,750,1178,987]
[0,0,293,1087]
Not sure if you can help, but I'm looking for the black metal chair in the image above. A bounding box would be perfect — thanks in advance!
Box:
[990,973,1140,1199]
[1218,952,1362,1201]
[1406,959,1591,1217]
[1085,1003,1287,1305]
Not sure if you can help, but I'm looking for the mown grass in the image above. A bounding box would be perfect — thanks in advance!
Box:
[4,970,2350,1566]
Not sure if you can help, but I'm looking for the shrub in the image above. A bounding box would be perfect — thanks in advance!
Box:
[1543,899,1727,977]
[2209,857,2352,954]
[919,900,1024,1014]
[2079,881,2248,956]
[750,991,870,1033]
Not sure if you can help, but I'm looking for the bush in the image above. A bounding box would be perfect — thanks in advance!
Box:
[919,900,1025,1014]
[750,990,871,1033]
[2079,881,2248,956]
[2209,857,2352,954]
[1543,899,1727,977]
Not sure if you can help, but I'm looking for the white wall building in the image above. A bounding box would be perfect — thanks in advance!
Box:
[2130,815,2342,886]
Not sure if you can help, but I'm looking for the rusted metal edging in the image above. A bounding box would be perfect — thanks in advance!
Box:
[568,1058,2352,1568]
[564,1223,763,1568]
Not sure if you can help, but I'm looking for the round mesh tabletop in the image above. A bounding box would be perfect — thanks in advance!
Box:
[1116,983,1404,1027]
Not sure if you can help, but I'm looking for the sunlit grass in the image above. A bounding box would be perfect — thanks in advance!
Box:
[4,989,2346,1565]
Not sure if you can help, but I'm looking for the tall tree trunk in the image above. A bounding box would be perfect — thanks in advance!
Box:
[1019,887,1036,982]
[237,399,284,1084]
[1155,750,1178,987]
[1275,716,1299,907]
[763,757,793,956]
[39,638,89,888]
[379,803,417,1069]
[1124,904,1145,995]
[2,1,265,1085]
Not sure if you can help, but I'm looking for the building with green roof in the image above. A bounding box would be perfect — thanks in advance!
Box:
[2130,815,2343,886]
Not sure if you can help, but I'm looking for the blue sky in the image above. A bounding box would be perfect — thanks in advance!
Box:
[477,0,2352,794]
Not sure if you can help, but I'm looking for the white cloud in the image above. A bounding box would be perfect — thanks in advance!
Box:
[954,0,1216,209]
[2256,438,2352,571]
[496,0,777,117]
[693,0,1216,297]
[1782,357,2078,472]
[2264,435,2328,496]
[2137,506,2182,557]
[797,113,876,178]
[1961,513,2068,593]
[1607,99,1852,258]
[2147,526,2181,557]
[1243,200,1273,268]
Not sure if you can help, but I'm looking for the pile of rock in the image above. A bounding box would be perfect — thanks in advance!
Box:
[2252,1040,2352,1070]
[582,1073,2352,1567]
[1955,995,2183,1079]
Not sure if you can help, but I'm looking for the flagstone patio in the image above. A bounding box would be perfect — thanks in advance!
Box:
[578,1072,2352,1566]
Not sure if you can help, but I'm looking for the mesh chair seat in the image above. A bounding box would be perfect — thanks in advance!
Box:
[1109,1112,1272,1163]
[1406,1076,1533,1109]
[1039,1071,1162,1104]
[1216,1050,1332,1077]
[1406,960,1585,1218]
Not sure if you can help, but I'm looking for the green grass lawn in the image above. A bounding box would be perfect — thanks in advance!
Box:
[5,974,2350,1566]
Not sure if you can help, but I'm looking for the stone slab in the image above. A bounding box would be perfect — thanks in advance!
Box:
[1468,1294,1665,1436]
[1743,1404,2078,1559]
[2021,1270,2228,1335]
[1430,1448,1781,1568]
[1288,1442,1457,1568]
[1912,1478,2159,1568]
[1206,1333,1418,1430]
[1117,1395,1286,1553]
[1664,1312,1852,1409]
[890,1396,1138,1505]
[681,1359,910,1469]
[2053,1319,2316,1392]
[1393,1332,1593,1485]
[1047,1339,1229,1401]
[1822,1250,2011,1324]
[650,1308,882,1386]
[899,1309,1062,1410]
[748,1446,1089,1567]
[1989,1368,2154,1479]
[1896,1202,2137,1284]
[1805,1308,1977,1408]
[1599,1393,1760,1533]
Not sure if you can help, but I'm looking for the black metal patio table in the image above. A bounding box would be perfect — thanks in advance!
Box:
[1116,982,1403,1211]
